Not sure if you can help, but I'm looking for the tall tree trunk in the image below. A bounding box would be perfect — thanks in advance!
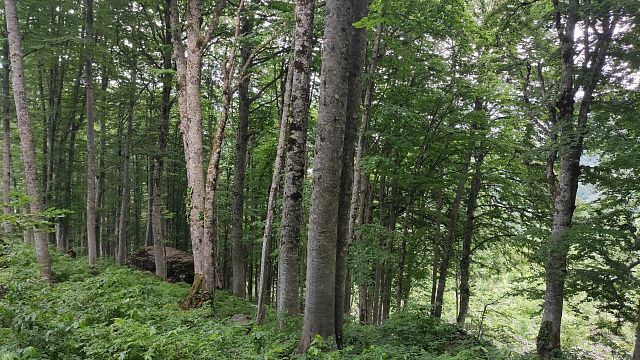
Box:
[95,67,108,257]
[433,151,472,318]
[116,66,137,265]
[153,0,173,280]
[298,0,354,351]
[256,63,292,324]
[4,0,52,281]
[276,0,314,324]
[59,63,83,251]
[335,0,367,347]
[457,149,485,325]
[170,0,227,295]
[430,164,445,309]
[536,5,615,358]
[396,211,410,310]
[2,23,11,236]
[232,10,254,299]
[84,0,97,267]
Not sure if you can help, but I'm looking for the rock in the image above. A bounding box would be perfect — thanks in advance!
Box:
[228,314,253,326]
[128,246,195,284]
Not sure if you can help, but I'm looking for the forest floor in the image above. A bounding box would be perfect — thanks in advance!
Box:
[0,240,597,360]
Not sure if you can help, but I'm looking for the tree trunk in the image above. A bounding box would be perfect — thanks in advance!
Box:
[536,6,615,358]
[433,152,472,318]
[95,67,108,257]
[4,0,52,281]
[335,0,368,348]
[153,0,173,280]
[2,23,11,235]
[232,10,254,298]
[170,0,227,295]
[276,0,314,324]
[84,0,98,267]
[256,62,292,324]
[457,150,485,325]
[298,0,354,351]
[633,300,640,360]
[396,212,409,310]
[116,66,137,265]
[430,164,445,310]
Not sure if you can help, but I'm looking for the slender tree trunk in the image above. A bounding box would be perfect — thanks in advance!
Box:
[153,0,173,280]
[232,10,254,298]
[335,0,368,347]
[457,150,485,325]
[95,67,108,257]
[256,63,292,324]
[433,152,472,318]
[298,0,354,351]
[116,66,137,265]
[4,0,52,281]
[84,0,97,267]
[430,164,445,309]
[396,211,409,310]
[633,300,640,360]
[2,23,11,235]
[276,0,314,324]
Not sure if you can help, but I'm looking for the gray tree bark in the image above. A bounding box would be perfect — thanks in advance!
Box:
[170,0,227,294]
[335,0,368,348]
[277,0,314,323]
[232,10,254,298]
[152,0,173,280]
[4,0,52,281]
[633,300,640,360]
[2,22,11,235]
[257,64,293,325]
[116,66,137,265]
[84,0,97,267]
[298,0,354,352]
[537,4,616,357]
[433,149,473,318]
[430,164,444,310]
[457,148,485,325]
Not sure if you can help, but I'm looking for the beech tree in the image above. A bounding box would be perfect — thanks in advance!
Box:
[4,0,52,281]
[298,0,358,351]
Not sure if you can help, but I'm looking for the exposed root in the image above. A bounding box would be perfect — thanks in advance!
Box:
[179,273,210,309]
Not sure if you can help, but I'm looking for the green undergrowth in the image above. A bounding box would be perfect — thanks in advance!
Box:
[1,240,511,359]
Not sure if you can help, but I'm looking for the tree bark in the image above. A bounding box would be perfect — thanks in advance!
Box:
[430,164,444,310]
[116,66,137,265]
[96,67,108,257]
[633,300,640,360]
[276,0,314,323]
[4,0,52,281]
[256,63,292,324]
[170,0,227,294]
[2,22,11,235]
[153,0,173,280]
[457,150,485,325]
[298,0,354,351]
[84,0,98,267]
[536,5,616,358]
[232,10,254,299]
[433,150,472,318]
[335,0,368,347]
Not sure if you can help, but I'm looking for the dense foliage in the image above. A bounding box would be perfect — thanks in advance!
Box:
[0,240,515,360]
